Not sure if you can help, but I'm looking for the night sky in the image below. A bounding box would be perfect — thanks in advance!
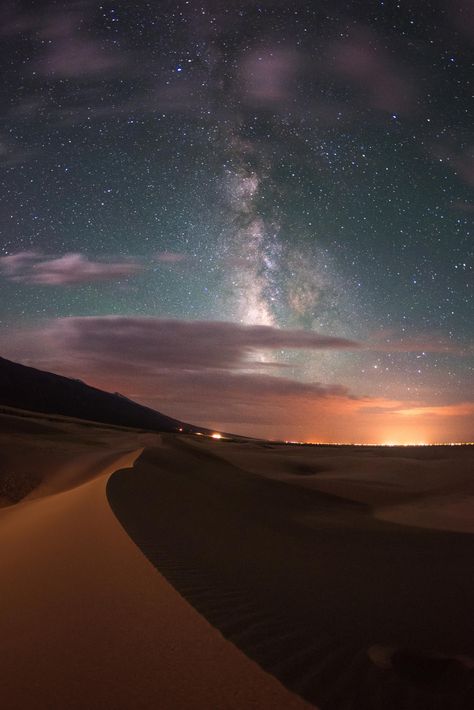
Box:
[1,0,473,443]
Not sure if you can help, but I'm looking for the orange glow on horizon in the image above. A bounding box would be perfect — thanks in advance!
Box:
[287,440,473,447]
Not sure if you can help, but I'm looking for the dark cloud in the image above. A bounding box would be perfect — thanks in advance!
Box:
[1,2,125,78]
[5,316,472,441]
[38,34,123,78]
[329,27,415,114]
[4,316,364,433]
[135,369,356,427]
[239,47,300,108]
[40,316,360,371]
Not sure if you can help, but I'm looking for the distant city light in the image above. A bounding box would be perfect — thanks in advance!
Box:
[382,441,428,447]
[211,433,222,439]
[283,440,473,447]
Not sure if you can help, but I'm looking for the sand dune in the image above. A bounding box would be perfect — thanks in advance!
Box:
[2,410,473,709]
[108,436,474,710]
[0,412,311,710]
[209,440,474,533]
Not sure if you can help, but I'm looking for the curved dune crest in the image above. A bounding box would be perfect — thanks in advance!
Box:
[0,424,311,709]
[2,411,473,709]
[107,437,474,710]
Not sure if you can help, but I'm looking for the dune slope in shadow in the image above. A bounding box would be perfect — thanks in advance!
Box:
[107,436,474,710]
[1,417,311,710]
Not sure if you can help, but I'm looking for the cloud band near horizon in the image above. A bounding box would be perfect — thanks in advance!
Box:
[3,316,472,443]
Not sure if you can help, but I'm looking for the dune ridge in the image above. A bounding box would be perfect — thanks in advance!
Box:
[0,412,312,710]
[107,436,474,710]
[2,409,473,709]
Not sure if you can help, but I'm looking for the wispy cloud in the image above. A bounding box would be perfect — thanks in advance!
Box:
[154,252,190,264]
[367,334,468,355]
[0,250,197,285]
[395,402,474,418]
[0,252,143,285]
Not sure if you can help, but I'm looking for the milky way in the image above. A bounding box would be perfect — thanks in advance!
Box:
[215,122,357,384]
[0,0,472,442]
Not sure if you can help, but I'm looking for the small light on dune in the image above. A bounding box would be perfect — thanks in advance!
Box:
[211,433,222,440]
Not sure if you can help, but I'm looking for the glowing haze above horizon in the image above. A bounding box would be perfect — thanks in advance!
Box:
[0,0,472,444]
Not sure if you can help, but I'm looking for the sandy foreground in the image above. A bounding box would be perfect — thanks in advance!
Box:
[108,436,474,710]
[0,410,311,710]
[1,408,473,709]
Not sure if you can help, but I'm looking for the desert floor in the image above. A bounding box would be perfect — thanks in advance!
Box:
[1,407,473,709]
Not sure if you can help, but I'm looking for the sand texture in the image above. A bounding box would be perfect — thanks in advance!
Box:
[108,436,474,710]
[1,409,473,709]
[0,410,312,710]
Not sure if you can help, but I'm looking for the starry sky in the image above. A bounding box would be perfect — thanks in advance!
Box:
[1,0,473,443]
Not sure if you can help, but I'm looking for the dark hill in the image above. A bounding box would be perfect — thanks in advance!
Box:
[0,356,205,434]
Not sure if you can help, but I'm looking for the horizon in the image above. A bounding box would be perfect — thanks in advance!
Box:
[2,353,474,447]
[1,1,472,444]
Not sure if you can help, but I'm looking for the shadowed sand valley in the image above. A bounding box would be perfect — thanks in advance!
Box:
[1,408,473,709]
[108,436,474,709]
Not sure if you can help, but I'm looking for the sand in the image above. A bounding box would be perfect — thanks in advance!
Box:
[0,410,312,710]
[108,436,474,710]
[1,409,473,709]
[209,439,474,533]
